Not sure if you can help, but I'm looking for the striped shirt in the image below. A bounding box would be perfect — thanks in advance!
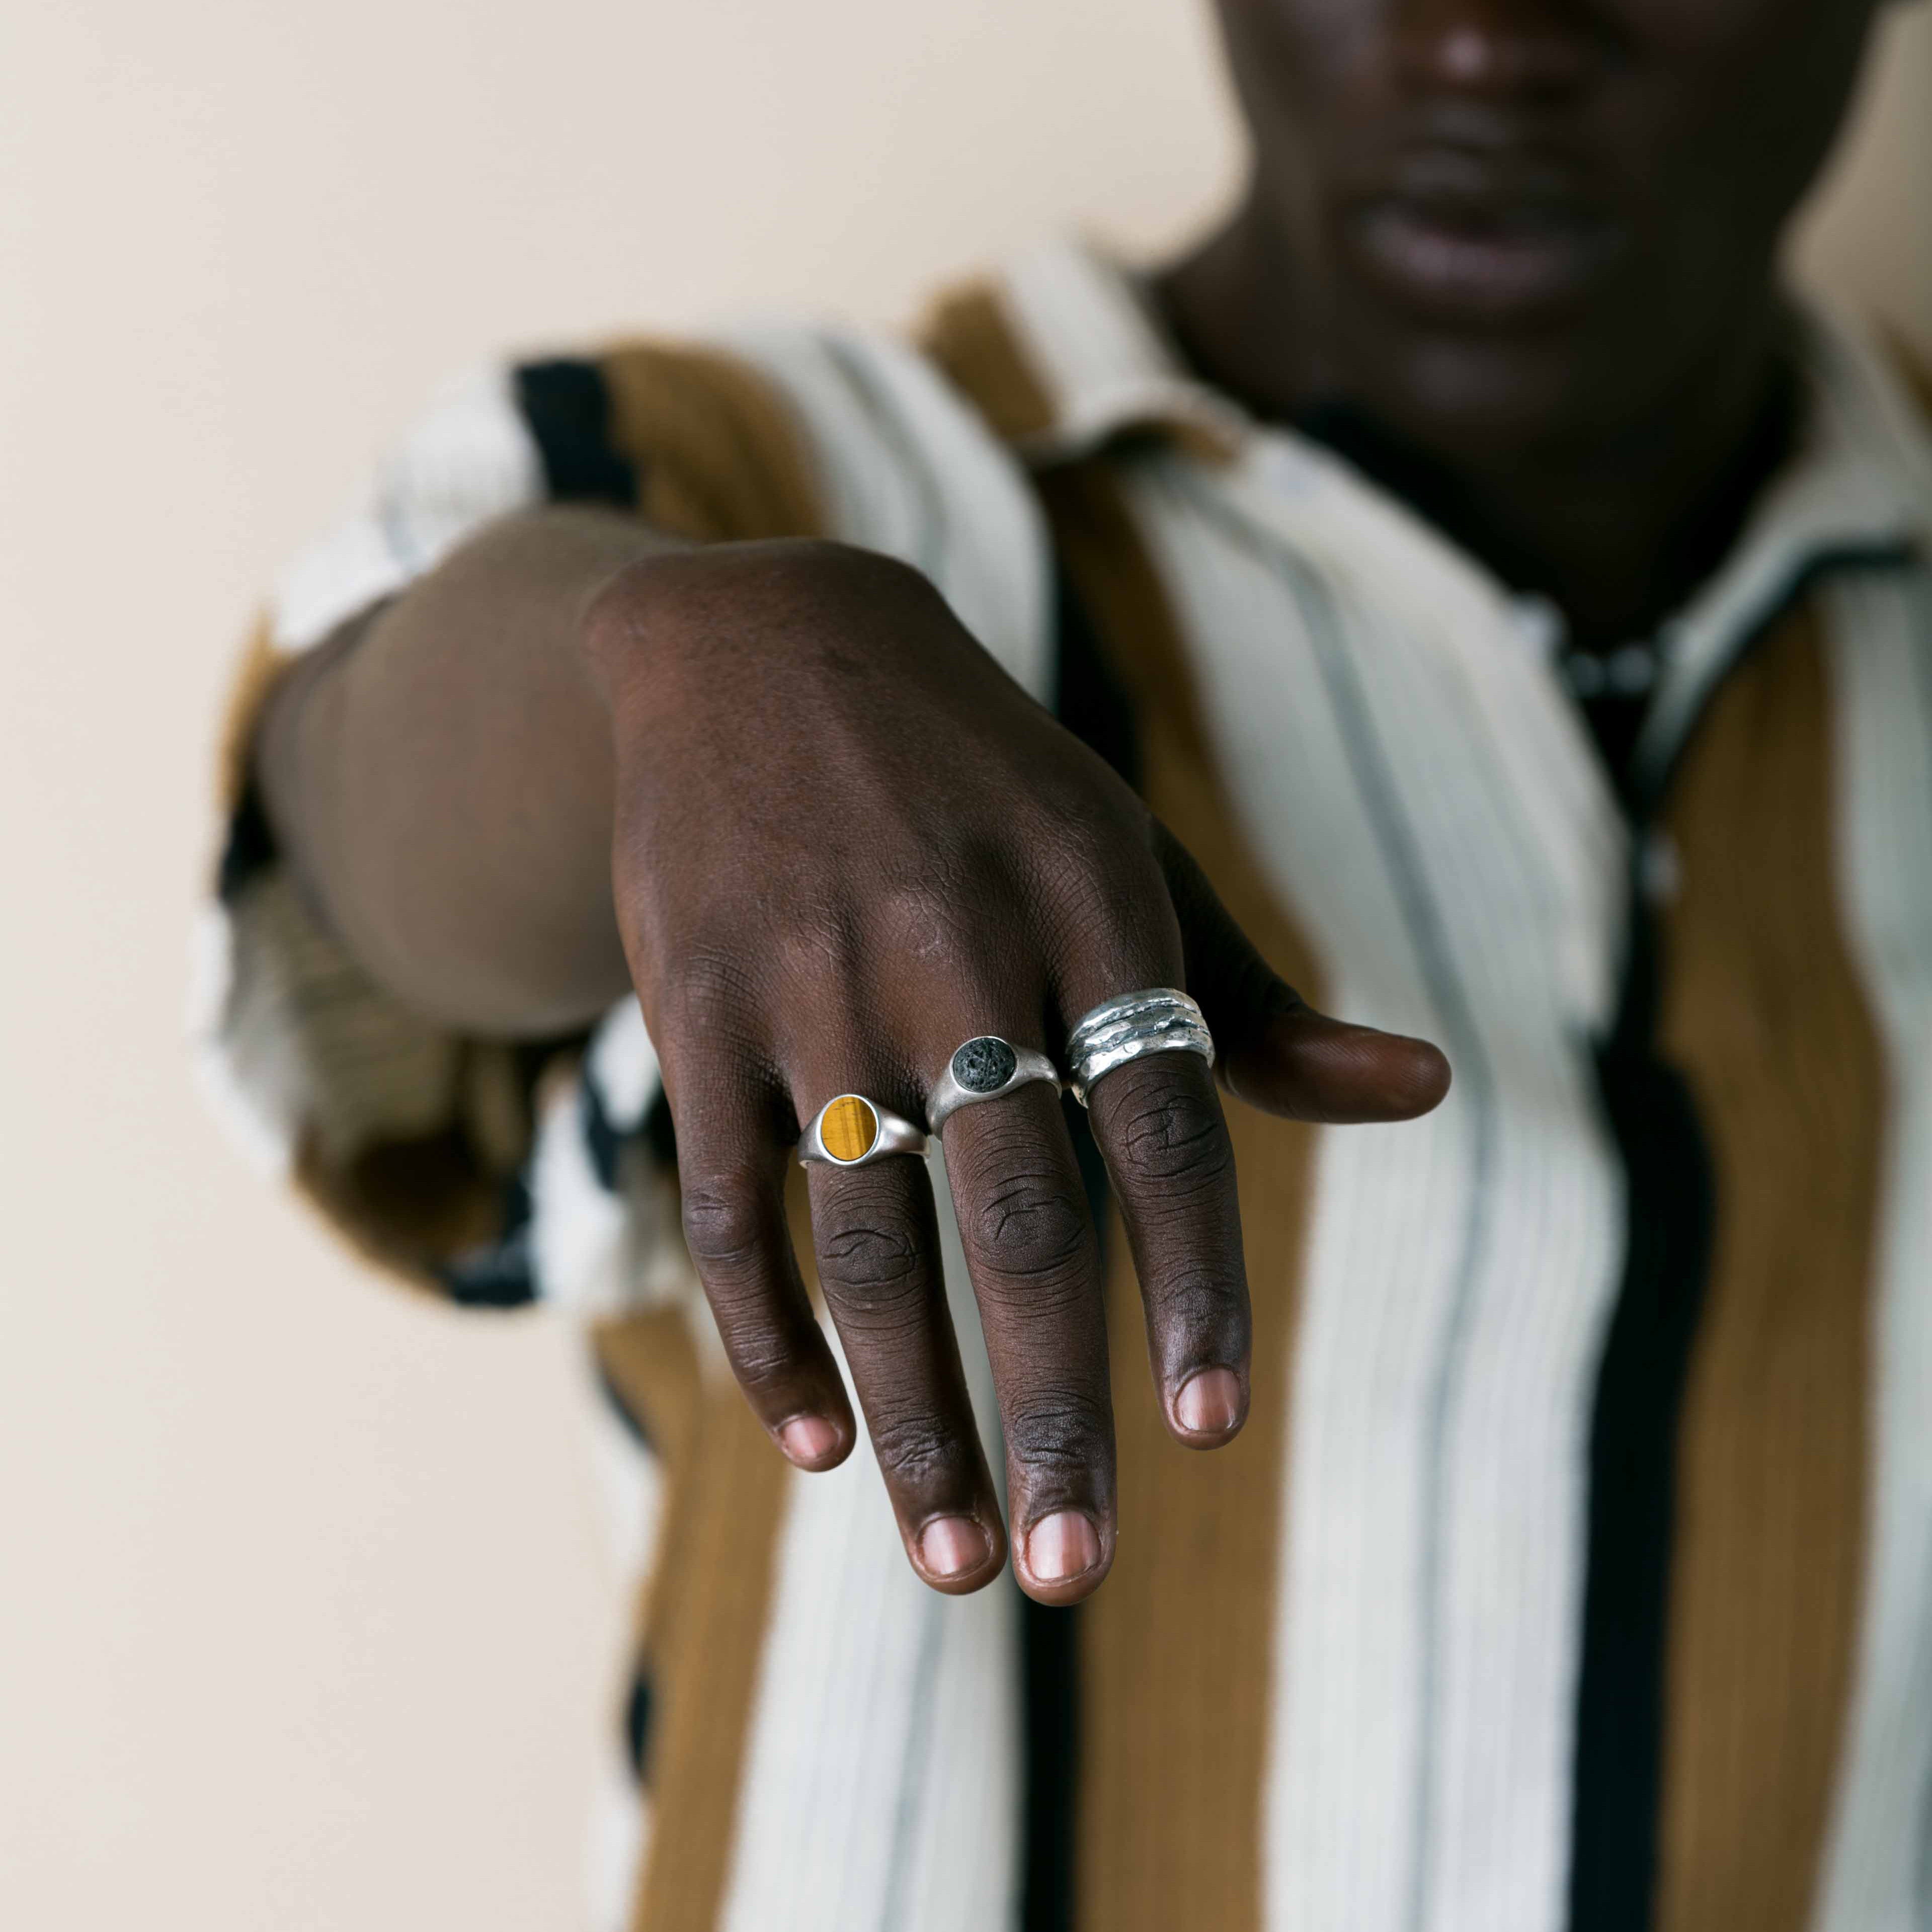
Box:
[198,240,1932,1932]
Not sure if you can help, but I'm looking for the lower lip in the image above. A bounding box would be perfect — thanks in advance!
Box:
[1347,202,1619,323]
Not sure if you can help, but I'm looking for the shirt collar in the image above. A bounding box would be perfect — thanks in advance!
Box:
[986,237,1930,754]
[994,237,1928,535]
[987,238,1251,464]
[1633,306,1932,789]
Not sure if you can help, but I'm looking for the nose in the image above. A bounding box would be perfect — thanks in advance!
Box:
[1390,0,1596,95]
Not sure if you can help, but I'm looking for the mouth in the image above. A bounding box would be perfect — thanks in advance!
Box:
[1343,149,1622,326]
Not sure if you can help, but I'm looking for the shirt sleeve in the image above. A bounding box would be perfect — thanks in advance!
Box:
[194,324,1051,1311]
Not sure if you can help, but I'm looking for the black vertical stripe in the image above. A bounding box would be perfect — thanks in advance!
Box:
[624,1665,655,1781]
[1012,563,1140,1932]
[1566,556,1905,1930]
[1567,879,1717,1932]
[1019,1590,1081,1932]
[513,359,639,508]
[218,779,280,901]
[1052,554,1141,792]
[437,1162,538,1307]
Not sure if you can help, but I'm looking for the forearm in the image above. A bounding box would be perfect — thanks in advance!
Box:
[255,506,677,1036]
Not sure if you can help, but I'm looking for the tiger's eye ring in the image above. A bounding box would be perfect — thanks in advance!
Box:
[798,1093,929,1167]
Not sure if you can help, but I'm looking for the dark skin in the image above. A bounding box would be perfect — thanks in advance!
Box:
[1170,0,1886,649]
[257,0,1888,1604]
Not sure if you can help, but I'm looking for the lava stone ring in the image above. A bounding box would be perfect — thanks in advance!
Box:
[798,1093,930,1168]
[926,1035,1064,1137]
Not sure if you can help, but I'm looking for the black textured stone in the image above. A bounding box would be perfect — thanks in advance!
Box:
[952,1037,1018,1094]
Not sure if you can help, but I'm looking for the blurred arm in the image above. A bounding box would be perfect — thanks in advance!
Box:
[254,506,674,1037]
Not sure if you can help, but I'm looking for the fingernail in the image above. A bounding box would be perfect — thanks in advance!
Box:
[1176,1367,1242,1435]
[779,1415,839,1464]
[1026,1511,1100,1583]
[918,1516,991,1579]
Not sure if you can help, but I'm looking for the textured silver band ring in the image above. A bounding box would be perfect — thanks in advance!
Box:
[926,1036,1063,1137]
[1066,987,1214,1106]
[798,1093,929,1167]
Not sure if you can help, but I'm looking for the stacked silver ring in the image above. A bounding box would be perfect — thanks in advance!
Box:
[1065,987,1214,1106]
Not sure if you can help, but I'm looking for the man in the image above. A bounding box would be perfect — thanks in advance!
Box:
[200,1,1932,1927]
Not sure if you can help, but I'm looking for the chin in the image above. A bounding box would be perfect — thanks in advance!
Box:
[1345,313,1636,466]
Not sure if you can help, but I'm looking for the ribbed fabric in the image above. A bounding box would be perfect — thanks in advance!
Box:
[1652,608,1882,1931]
[629,1344,790,1932]
[1813,570,1932,1932]
[599,342,826,542]
[1131,456,1625,1932]
[712,1168,1021,1932]
[198,239,1932,1932]
[1047,459,1325,1932]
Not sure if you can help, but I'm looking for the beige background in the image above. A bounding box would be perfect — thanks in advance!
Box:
[1,2,1926,1924]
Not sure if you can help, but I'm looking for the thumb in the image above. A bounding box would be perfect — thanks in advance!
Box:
[1156,822,1451,1124]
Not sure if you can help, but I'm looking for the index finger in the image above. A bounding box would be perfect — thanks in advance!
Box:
[1082,1045,1250,1447]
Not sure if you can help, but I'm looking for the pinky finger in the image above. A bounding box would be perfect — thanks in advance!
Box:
[1154,822,1451,1123]
[674,1094,856,1469]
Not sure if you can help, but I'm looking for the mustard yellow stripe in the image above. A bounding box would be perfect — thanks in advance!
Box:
[1654,602,1881,1932]
[627,1326,791,1928]
[920,281,1061,447]
[1041,462,1321,1932]
[291,1101,508,1291]
[598,342,826,545]
[926,282,1323,1932]
[622,1172,831,1931]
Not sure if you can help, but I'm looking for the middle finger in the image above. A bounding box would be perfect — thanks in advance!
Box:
[937,1072,1116,1605]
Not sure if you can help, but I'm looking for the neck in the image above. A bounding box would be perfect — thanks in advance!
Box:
[1154,198,1798,653]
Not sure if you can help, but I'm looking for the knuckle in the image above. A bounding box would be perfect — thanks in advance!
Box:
[1143,1268,1246,1340]
[682,1234,822,1400]
[1106,1075,1231,1197]
[1037,789,1155,892]
[872,866,984,968]
[968,1170,1090,1290]
[867,1409,975,1490]
[659,942,764,1041]
[1044,867,1122,953]
[680,1179,771,1273]
[694,538,943,644]
[771,890,860,993]
[723,1330,811,1400]
[1035,778,1144,858]
[1007,1389,1112,1483]
[780,536,934,603]
[815,1211,925,1314]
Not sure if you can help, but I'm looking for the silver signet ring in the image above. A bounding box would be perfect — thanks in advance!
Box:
[926,1036,1063,1137]
[798,1093,929,1167]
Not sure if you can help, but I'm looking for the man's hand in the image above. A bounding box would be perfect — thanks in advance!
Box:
[583,538,1448,1603]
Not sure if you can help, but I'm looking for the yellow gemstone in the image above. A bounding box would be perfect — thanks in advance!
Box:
[820,1095,879,1164]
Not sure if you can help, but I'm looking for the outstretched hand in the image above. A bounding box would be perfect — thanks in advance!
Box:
[585,537,1449,1603]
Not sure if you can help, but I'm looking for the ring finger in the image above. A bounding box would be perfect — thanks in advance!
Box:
[795,1077,1008,1594]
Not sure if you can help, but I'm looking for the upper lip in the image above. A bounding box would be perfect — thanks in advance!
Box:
[1379,147,1600,227]
[1351,103,1613,231]
[1337,123,1624,318]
